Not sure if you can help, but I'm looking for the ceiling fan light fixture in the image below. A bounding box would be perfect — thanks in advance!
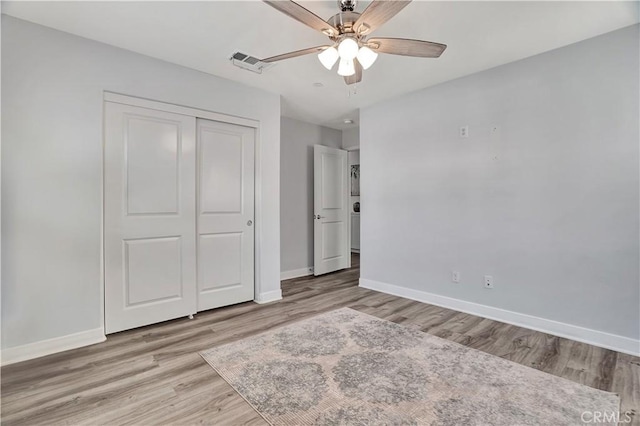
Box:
[357,46,378,70]
[318,46,339,70]
[262,0,447,87]
[337,58,356,76]
[337,38,359,60]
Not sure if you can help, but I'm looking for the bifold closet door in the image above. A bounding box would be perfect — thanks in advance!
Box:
[104,102,197,334]
[196,119,255,311]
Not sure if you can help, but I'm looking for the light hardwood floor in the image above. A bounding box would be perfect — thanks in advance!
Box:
[2,254,638,425]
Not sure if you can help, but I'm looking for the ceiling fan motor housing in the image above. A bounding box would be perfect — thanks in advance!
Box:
[328,11,362,37]
[338,0,357,12]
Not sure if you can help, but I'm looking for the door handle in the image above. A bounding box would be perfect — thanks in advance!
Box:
[247,220,253,226]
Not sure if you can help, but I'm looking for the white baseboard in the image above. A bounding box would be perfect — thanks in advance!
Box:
[1,327,106,366]
[360,278,640,357]
[255,289,283,304]
[281,267,313,281]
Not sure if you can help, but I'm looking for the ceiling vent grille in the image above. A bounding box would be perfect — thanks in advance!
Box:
[229,51,272,74]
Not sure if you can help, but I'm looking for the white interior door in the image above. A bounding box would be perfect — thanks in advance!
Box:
[104,102,197,334]
[314,145,350,275]
[197,119,255,311]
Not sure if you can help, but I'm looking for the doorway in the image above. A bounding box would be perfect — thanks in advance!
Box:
[348,148,360,256]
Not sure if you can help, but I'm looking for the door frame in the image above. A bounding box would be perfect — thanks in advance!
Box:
[346,146,360,255]
[100,92,262,332]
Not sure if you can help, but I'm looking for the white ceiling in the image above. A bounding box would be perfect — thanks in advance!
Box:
[3,1,638,130]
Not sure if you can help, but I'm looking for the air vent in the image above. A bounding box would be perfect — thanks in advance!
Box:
[229,51,272,74]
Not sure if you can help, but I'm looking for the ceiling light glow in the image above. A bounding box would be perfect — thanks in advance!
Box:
[318,46,339,70]
[337,58,356,76]
[338,38,359,61]
[357,46,378,70]
[319,37,375,80]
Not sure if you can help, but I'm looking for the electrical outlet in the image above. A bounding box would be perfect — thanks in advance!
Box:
[460,125,469,138]
[452,271,460,283]
[484,275,494,289]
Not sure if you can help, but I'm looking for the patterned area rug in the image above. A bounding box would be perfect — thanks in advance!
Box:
[200,308,619,425]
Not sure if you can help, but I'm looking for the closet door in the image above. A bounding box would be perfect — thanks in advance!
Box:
[197,119,255,311]
[104,102,197,334]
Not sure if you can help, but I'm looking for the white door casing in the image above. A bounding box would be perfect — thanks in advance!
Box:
[196,119,255,311]
[104,102,197,334]
[314,145,350,276]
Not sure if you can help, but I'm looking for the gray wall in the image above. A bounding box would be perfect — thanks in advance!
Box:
[361,25,639,340]
[280,117,342,273]
[2,16,281,350]
[342,127,360,150]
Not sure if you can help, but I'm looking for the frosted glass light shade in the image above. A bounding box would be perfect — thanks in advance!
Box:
[357,46,378,70]
[318,47,339,70]
[338,38,359,60]
[337,58,356,76]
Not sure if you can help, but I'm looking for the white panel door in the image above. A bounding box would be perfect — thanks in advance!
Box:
[314,145,350,275]
[197,119,255,311]
[104,102,197,334]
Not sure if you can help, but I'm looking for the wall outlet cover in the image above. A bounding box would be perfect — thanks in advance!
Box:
[484,275,494,289]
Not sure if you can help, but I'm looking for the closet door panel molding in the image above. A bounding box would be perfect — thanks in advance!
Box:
[197,119,255,311]
[104,102,197,334]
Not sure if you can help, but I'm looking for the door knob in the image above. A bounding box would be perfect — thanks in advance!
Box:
[247,220,253,226]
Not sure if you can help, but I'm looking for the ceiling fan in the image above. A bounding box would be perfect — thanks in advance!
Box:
[260,0,447,85]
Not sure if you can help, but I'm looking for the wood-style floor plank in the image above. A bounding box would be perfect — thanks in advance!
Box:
[1,254,638,425]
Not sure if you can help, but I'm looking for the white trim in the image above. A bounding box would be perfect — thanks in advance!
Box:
[253,125,264,302]
[281,267,314,281]
[1,328,106,366]
[359,278,640,357]
[100,100,106,333]
[103,92,259,129]
[345,147,351,269]
[254,290,282,304]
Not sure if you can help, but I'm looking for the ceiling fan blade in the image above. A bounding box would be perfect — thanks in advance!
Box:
[354,0,411,35]
[263,0,338,37]
[344,59,363,85]
[261,46,330,63]
[367,37,447,58]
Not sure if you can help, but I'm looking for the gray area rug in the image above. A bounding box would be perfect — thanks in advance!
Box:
[200,308,619,425]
